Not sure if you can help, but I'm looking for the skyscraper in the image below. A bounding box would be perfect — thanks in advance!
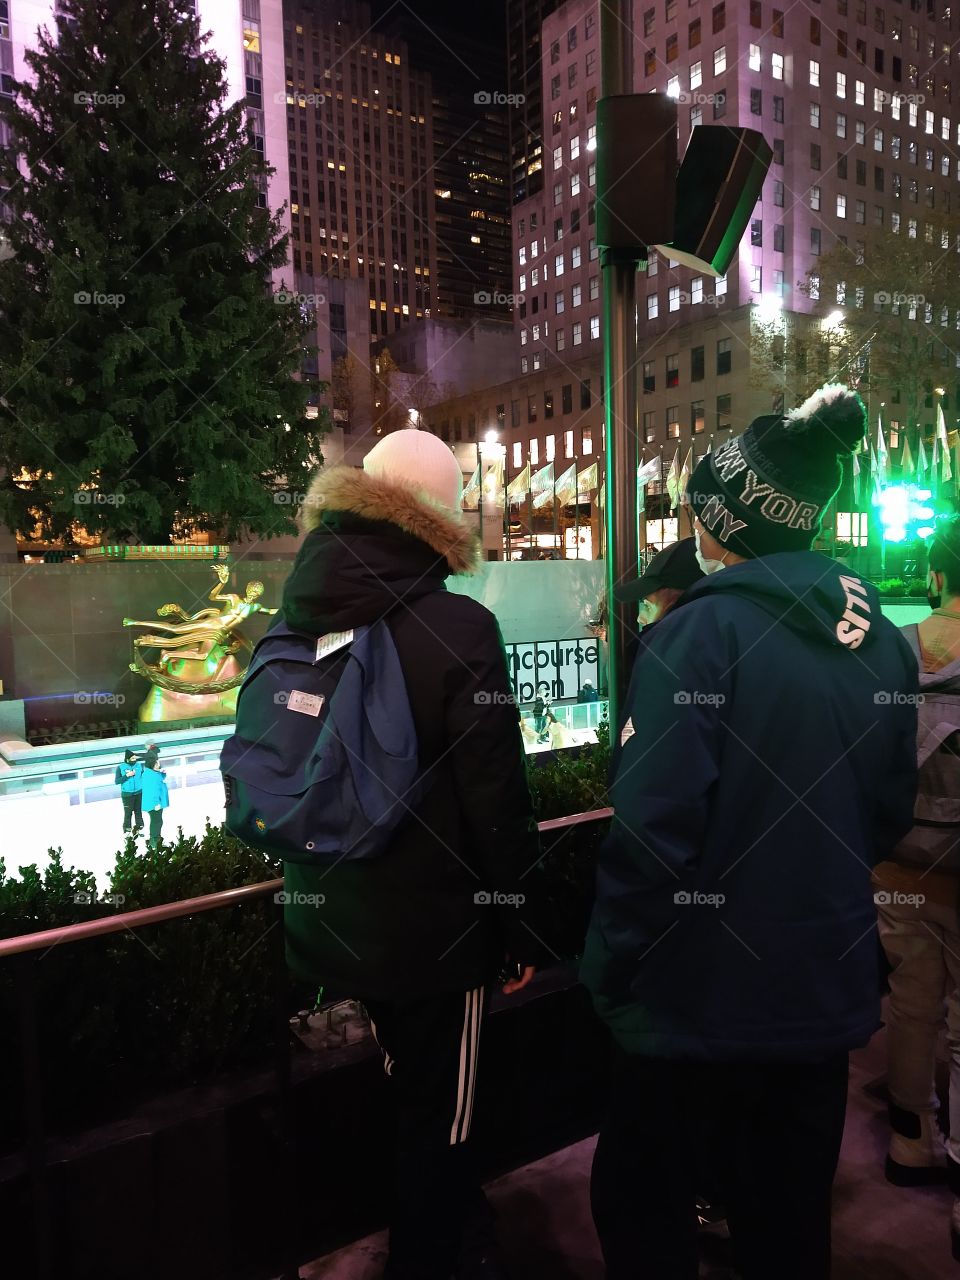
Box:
[508,0,960,543]
[380,12,513,319]
[507,0,559,202]
[283,1,437,338]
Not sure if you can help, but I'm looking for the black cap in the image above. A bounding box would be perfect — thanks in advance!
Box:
[614,538,704,603]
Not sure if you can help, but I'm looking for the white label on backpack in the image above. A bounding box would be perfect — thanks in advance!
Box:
[316,629,354,661]
[287,690,325,717]
[620,716,635,747]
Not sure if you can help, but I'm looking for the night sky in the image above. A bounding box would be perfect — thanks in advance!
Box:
[370,0,508,46]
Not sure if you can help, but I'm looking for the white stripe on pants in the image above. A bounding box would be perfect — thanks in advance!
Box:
[450,985,485,1145]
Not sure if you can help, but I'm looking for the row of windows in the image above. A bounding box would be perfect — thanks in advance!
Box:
[642,0,942,40]
[509,429,594,469]
[548,11,597,64]
[550,48,598,98]
[642,343,733,393]
[643,396,735,442]
[642,1,949,75]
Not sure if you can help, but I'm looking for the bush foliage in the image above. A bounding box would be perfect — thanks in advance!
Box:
[0,740,611,1140]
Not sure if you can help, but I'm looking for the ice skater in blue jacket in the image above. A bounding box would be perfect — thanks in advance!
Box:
[583,385,919,1280]
[114,749,143,836]
[139,756,169,850]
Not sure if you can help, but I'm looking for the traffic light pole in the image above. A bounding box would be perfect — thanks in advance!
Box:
[600,1,640,735]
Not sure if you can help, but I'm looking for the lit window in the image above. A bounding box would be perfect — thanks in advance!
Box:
[837,193,847,218]
[555,253,564,276]
[647,293,659,318]
[571,246,581,268]
[749,44,761,72]
[714,46,726,74]
[690,61,702,89]
[553,145,562,170]
[772,53,783,80]
[691,277,703,304]
[810,185,821,210]
[590,315,599,339]
[837,71,846,99]
[570,173,581,196]
[570,135,580,161]
[809,60,820,87]
[669,285,680,311]
[573,321,583,345]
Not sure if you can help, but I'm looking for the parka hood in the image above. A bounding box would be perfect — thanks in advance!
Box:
[300,466,478,576]
[282,465,479,636]
[681,551,885,652]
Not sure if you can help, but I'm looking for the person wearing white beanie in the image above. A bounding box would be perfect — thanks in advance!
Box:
[279,429,542,1280]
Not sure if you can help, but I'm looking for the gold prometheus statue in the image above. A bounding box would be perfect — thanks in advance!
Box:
[123,564,278,722]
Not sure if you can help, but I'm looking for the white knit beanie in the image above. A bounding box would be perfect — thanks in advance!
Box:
[363,429,463,517]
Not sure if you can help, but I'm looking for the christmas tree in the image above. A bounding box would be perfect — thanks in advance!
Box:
[0,0,325,543]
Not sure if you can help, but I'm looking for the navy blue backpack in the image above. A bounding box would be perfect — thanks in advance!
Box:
[220,619,423,864]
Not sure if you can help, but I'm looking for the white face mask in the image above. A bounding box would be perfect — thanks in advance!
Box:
[637,599,659,628]
[694,525,729,576]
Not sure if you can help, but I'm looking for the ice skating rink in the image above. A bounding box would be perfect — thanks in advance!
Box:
[1,705,604,889]
[0,746,229,887]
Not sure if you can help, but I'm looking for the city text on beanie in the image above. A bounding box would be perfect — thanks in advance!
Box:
[685,383,866,558]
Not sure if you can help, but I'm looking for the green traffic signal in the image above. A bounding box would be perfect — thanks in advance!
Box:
[874,484,937,544]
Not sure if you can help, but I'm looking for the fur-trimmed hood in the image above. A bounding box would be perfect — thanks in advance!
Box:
[300,465,478,576]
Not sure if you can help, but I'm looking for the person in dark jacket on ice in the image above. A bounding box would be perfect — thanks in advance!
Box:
[281,429,541,1280]
[582,384,919,1280]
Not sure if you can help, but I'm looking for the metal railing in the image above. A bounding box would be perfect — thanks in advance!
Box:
[3,806,612,1280]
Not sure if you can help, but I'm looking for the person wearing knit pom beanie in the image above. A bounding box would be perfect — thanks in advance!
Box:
[583,384,920,1280]
[280,430,543,1280]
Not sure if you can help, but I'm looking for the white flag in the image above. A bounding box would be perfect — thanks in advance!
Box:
[665,448,682,508]
[877,415,890,480]
[937,403,952,483]
[637,455,661,486]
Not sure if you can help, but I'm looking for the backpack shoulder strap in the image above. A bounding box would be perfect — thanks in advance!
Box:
[901,623,922,664]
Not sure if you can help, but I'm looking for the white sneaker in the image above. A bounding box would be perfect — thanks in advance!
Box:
[886,1110,947,1185]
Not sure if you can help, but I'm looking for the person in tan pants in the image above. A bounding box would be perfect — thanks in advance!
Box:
[874,515,960,1257]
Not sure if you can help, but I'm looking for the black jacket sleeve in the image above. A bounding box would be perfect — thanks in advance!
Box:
[443,608,545,969]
